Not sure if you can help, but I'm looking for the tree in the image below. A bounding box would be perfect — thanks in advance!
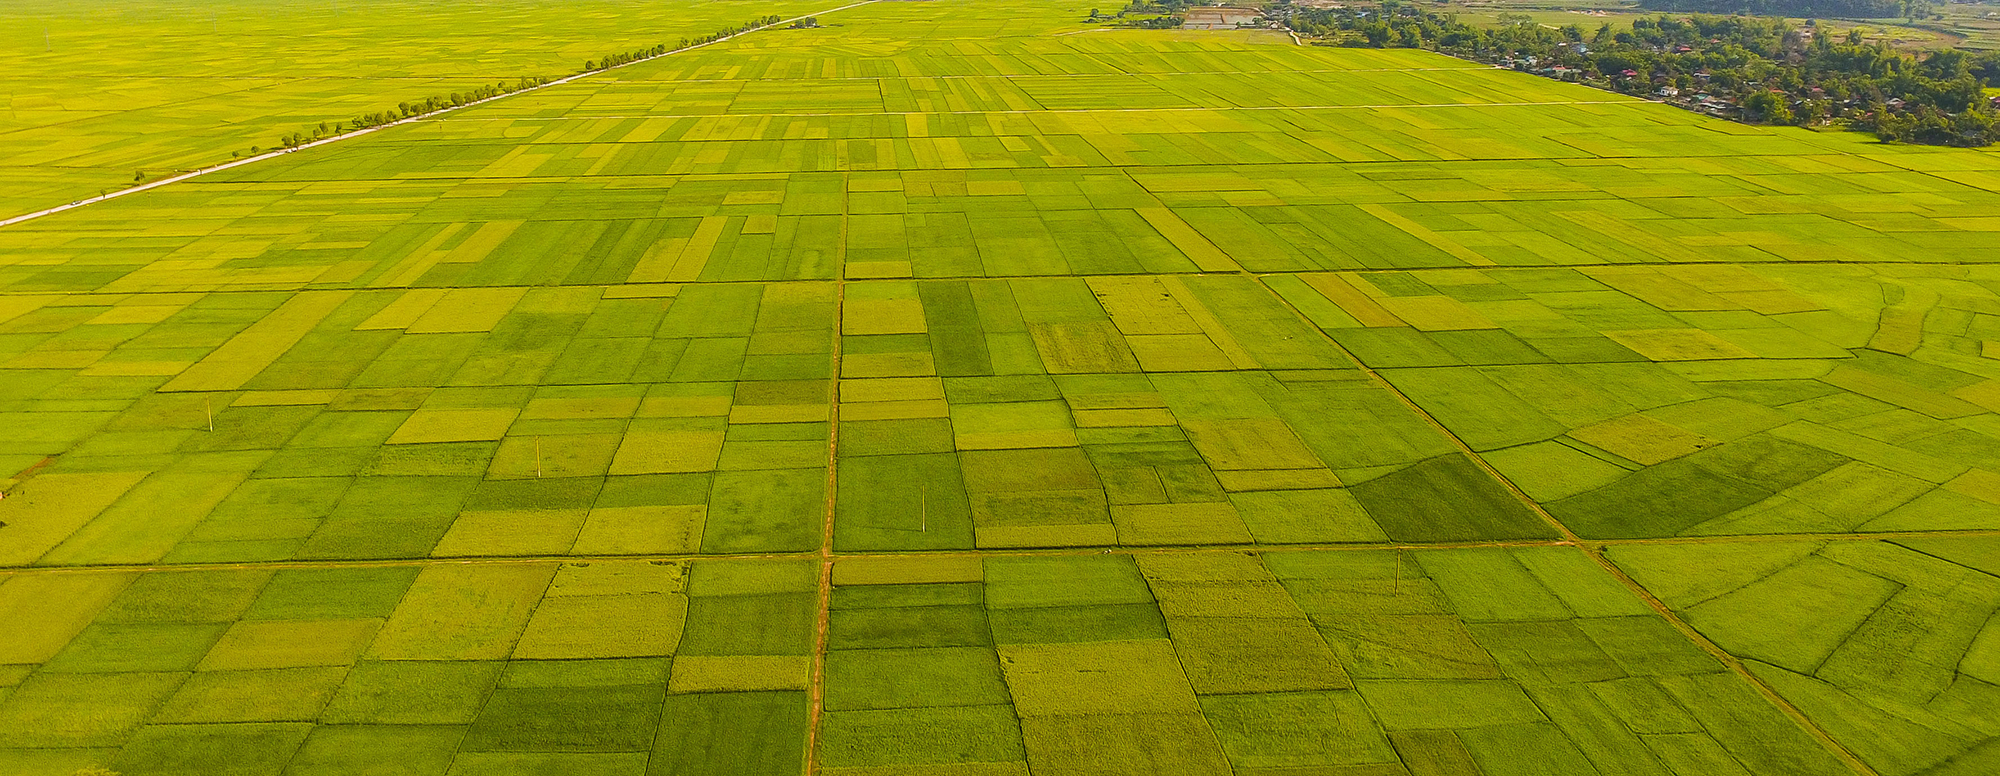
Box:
[1797,99,1830,124]
[1922,49,1969,80]
[1873,110,1913,142]
[1743,90,1794,123]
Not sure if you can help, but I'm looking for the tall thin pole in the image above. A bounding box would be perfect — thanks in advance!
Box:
[535,437,542,478]
[205,398,214,432]
[920,486,927,533]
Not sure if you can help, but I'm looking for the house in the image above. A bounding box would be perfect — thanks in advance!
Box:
[1657,86,1681,98]
[1182,7,1260,29]
[1692,94,1735,115]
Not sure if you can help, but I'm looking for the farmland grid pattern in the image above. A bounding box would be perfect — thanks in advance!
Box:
[5,1,2000,775]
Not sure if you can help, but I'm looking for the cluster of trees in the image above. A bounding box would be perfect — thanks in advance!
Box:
[1119,0,1199,14]
[1872,103,1997,143]
[1107,0,1199,27]
[587,45,667,71]
[275,15,791,151]
[328,77,552,139]
[1283,3,2000,146]
[668,14,788,54]
[281,77,553,148]
[1636,0,1914,20]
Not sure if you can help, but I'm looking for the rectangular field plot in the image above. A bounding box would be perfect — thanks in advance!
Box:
[11,146,2000,294]
[828,274,1558,552]
[0,557,812,774]
[0,283,838,565]
[0,548,1859,775]
[1610,537,2000,776]
[1268,264,2000,540]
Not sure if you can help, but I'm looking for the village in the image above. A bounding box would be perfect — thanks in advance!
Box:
[1145,1,2000,145]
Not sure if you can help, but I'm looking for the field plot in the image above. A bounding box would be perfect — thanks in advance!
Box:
[1270,263,2000,539]
[4,0,2000,773]
[0,0,829,217]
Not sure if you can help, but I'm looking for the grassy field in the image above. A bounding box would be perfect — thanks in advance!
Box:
[1937,0,2000,50]
[0,0,830,219]
[4,0,2000,774]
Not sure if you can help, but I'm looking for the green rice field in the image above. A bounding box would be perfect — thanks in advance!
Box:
[4,0,2000,774]
[0,0,830,218]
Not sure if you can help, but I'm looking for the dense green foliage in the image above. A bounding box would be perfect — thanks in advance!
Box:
[1635,0,1907,21]
[1112,0,1199,28]
[1284,3,2000,145]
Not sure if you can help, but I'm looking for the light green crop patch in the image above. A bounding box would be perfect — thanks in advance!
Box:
[386,408,519,445]
[670,655,811,693]
[366,564,556,661]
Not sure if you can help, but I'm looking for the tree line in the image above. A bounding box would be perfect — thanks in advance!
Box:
[1635,0,1916,21]
[268,14,791,152]
[1281,3,2000,146]
[1108,0,1200,28]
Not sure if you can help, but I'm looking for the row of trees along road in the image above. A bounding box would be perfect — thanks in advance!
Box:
[273,15,793,151]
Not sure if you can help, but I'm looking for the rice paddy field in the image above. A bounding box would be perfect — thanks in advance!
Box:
[0,0,831,218]
[4,0,2000,774]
